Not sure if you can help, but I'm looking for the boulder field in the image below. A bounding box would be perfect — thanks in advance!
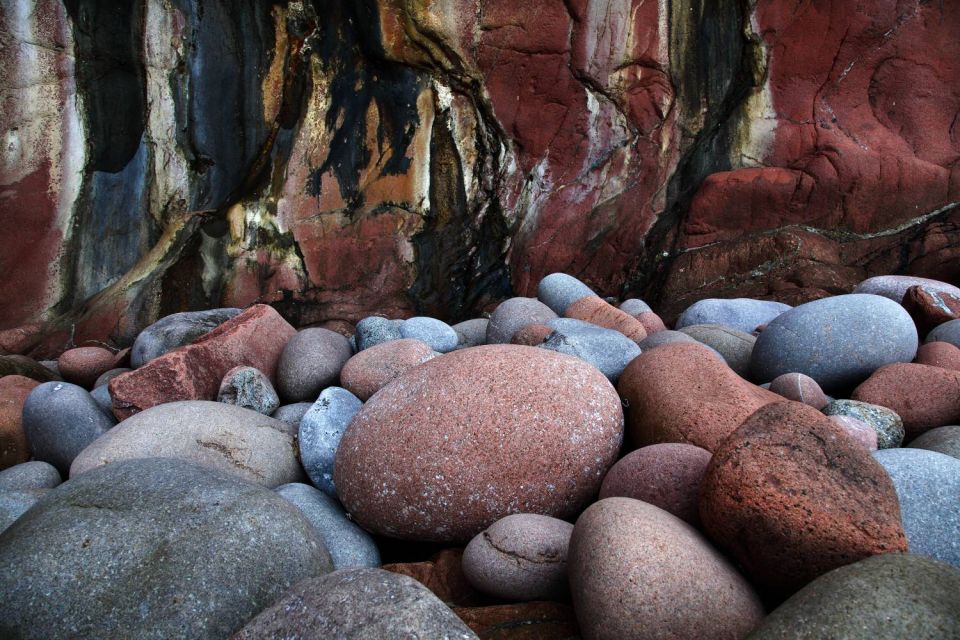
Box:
[1,272,959,638]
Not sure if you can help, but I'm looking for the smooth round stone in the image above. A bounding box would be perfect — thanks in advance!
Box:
[93,367,130,388]
[562,296,647,344]
[537,273,596,315]
[0,458,332,640]
[232,569,478,639]
[462,513,574,601]
[355,316,404,351]
[636,311,667,335]
[340,338,439,401]
[569,498,763,640]
[452,318,489,349]
[299,387,363,497]
[926,318,960,347]
[130,308,242,368]
[828,415,879,450]
[276,483,380,569]
[0,488,46,534]
[749,553,960,640]
[57,347,117,388]
[22,381,116,474]
[768,372,830,409]
[598,443,712,526]
[824,399,905,449]
[486,297,557,344]
[399,316,459,353]
[89,383,113,417]
[678,323,756,378]
[854,275,960,303]
[915,341,960,371]
[873,448,960,568]
[275,328,352,402]
[851,363,960,439]
[701,402,907,598]
[335,345,623,542]
[0,461,60,490]
[217,365,280,415]
[909,425,960,459]
[619,298,652,315]
[676,298,790,334]
[750,294,918,392]
[540,318,641,382]
[270,402,313,434]
[637,329,698,351]
[70,400,304,488]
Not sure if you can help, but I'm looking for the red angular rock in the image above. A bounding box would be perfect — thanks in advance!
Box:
[851,363,960,440]
[109,305,296,420]
[915,341,960,372]
[700,402,908,599]
[618,342,782,452]
[902,285,960,337]
[57,347,117,389]
[0,375,40,469]
[563,296,647,344]
[599,443,712,526]
[339,338,438,401]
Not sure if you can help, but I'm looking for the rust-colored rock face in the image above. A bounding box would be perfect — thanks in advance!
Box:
[0,375,40,469]
[2,2,959,351]
[700,402,908,600]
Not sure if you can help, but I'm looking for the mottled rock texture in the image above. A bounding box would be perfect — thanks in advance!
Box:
[2,1,960,351]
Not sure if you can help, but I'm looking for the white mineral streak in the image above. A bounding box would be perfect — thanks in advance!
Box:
[144,0,192,220]
[734,10,777,168]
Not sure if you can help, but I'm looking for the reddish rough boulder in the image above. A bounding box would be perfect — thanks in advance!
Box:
[852,363,960,440]
[768,372,830,410]
[0,375,40,469]
[339,338,438,401]
[599,443,712,526]
[452,602,579,640]
[618,342,782,452]
[915,342,960,372]
[109,305,296,420]
[335,345,623,542]
[563,296,647,344]
[57,347,117,389]
[383,548,488,607]
[700,402,908,599]
[902,285,960,337]
[636,312,666,336]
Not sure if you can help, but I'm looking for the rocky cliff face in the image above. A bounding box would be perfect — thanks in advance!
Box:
[2,0,958,354]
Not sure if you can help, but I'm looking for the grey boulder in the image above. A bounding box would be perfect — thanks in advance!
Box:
[909,425,960,460]
[451,318,489,349]
[678,324,756,378]
[0,489,46,534]
[130,308,241,368]
[537,273,596,315]
[299,387,363,497]
[275,328,353,402]
[355,317,404,351]
[676,298,790,333]
[926,319,960,348]
[0,461,61,490]
[217,366,280,415]
[486,297,557,344]
[540,318,641,382]
[400,316,459,353]
[270,402,313,435]
[0,458,332,640]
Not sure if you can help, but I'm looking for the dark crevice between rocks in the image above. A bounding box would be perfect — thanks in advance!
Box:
[625,0,763,306]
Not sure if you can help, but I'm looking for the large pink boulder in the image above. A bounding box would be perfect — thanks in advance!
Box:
[339,339,438,401]
[334,345,623,542]
[852,362,960,440]
[109,305,296,420]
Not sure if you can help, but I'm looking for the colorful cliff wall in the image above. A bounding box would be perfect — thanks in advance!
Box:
[2,0,958,354]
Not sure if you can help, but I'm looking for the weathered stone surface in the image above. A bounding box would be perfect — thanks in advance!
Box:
[751,294,918,392]
[749,554,960,640]
[355,317,405,351]
[57,346,117,388]
[339,338,438,401]
[231,569,478,640]
[130,308,243,368]
[486,298,557,345]
[599,443,712,526]
[619,342,781,452]
[0,375,39,469]
[276,482,380,569]
[569,498,764,640]
[217,365,280,415]
[0,461,60,490]
[275,328,352,402]
[270,402,312,434]
[823,399,905,449]
[110,305,296,420]
[299,386,363,497]
[70,400,304,487]
[0,458,332,640]
[462,513,573,601]
[872,448,960,568]
[540,318,641,382]
[677,298,790,334]
[852,363,960,440]
[909,425,960,460]
[700,402,908,599]
[827,415,879,451]
[335,345,623,542]
[902,284,960,337]
[22,381,116,474]
[678,323,756,378]
[510,323,553,346]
